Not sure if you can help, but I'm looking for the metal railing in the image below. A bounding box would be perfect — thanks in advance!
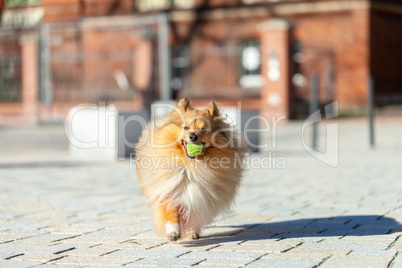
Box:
[0,14,170,124]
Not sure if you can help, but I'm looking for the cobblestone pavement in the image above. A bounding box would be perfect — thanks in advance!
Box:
[0,116,402,267]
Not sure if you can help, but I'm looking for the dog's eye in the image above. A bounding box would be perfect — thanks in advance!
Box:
[184,126,189,130]
[201,128,207,133]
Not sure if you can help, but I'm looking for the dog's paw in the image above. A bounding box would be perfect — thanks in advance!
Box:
[186,231,200,240]
[167,232,180,241]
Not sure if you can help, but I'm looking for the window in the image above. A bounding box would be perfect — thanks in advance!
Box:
[3,0,42,27]
[239,39,263,88]
[292,39,307,88]
[136,0,195,12]
[6,0,40,7]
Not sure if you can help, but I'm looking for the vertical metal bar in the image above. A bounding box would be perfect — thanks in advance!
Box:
[310,74,319,150]
[36,25,42,123]
[157,13,171,101]
[367,76,375,147]
[40,23,53,122]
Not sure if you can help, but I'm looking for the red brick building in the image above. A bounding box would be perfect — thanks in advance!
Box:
[1,0,402,121]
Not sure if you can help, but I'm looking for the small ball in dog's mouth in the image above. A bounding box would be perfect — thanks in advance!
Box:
[186,143,203,157]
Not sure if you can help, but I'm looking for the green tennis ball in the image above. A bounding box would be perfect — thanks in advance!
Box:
[186,143,203,157]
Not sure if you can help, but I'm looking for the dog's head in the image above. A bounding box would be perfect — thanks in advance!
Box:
[166,98,229,159]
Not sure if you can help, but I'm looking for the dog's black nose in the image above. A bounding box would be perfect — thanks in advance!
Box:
[189,133,198,142]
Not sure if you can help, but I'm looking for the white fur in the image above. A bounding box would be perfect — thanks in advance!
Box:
[165,221,179,234]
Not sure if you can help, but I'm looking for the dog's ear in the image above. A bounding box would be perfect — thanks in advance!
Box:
[206,100,220,117]
[178,97,191,111]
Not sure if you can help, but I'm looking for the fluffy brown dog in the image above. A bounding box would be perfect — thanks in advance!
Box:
[135,98,247,241]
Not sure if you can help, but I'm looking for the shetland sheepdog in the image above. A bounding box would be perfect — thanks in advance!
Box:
[135,98,247,240]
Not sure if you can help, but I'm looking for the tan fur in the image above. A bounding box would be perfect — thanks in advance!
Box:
[135,98,248,240]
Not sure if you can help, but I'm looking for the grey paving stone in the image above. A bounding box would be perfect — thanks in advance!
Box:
[0,243,76,256]
[1,121,402,267]
[261,252,331,261]
[49,255,141,266]
[209,243,291,253]
[0,259,43,267]
[48,242,99,249]
[21,234,80,243]
[125,257,206,267]
[298,242,389,251]
[191,266,235,268]
[75,229,139,239]
[246,258,321,268]
[179,250,265,259]
[390,252,402,268]
[83,266,133,268]
[64,246,118,256]
[198,257,255,266]
[349,249,397,256]
[320,255,394,268]
[0,250,21,260]
[0,233,35,244]
[35,264,86,268]
[107,249,190,258]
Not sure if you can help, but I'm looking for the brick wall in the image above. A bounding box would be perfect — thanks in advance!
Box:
[82,0,134,16]
[41,0,82,21]
[288,8,370,111]
[41,0,134,21]
[175,16,263,101]
[175,7,372,114]
[5,0,399,123]
[48,20,153,104]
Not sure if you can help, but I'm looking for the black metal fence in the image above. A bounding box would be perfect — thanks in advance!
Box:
[0,29,23,103]
[0,14,170,123]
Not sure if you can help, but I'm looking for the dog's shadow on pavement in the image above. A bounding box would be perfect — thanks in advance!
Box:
[180,215,402,247]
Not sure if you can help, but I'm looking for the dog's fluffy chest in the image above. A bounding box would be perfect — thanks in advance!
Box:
[169,164,232,223]
[175,165,214,201]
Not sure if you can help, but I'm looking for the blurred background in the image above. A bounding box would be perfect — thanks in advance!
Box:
[0,0,401,160]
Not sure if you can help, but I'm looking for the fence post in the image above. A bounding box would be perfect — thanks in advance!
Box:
[310,74,319,150]
[157,13,171,102]
[21,33,38,124]
[39,23,53,122]
[367,76,375,147]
